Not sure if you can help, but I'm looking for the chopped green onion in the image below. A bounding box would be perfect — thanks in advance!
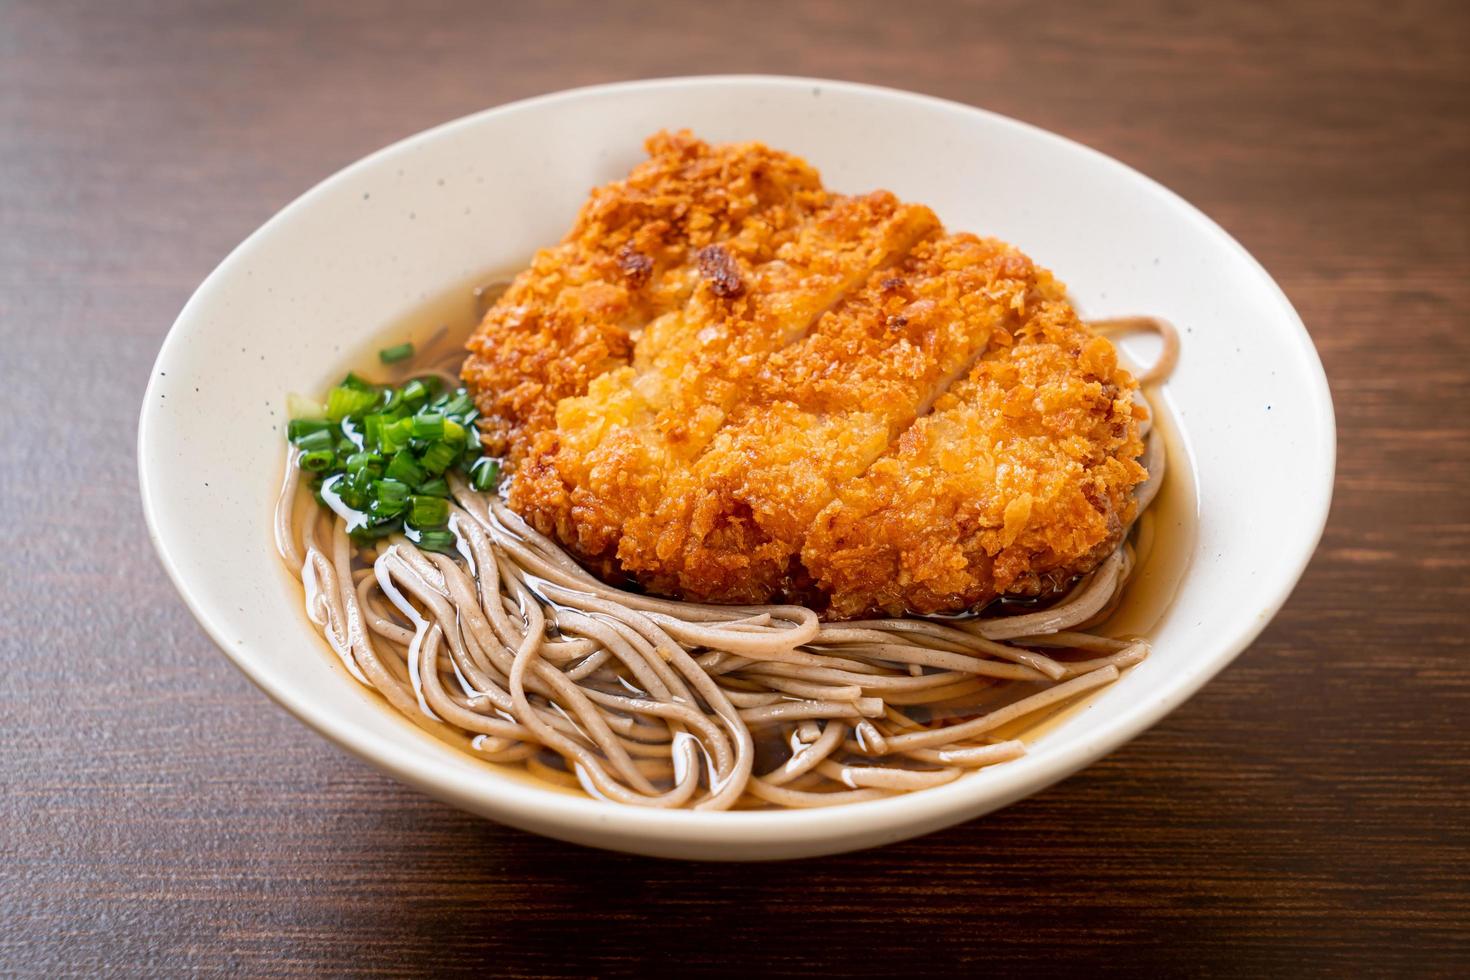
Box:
[333,467,368,506]
[351,521,398,542]
[288,369,496,548]
[379,342,415,364]
[375,478,409,503]
[339,416,368,449]
[401,379,430,409]
[294,427,335,453]
[372,478,410,516]
[379,417,415,454]
[409,495,449,527]
[420,441,458,475]
[363,413,391,452]
[411,412,444,440]
[384,449,425,486]
[441,392,475,419]
[340,490,370,513]
[288,418,333,443]
[345,451,382,475]
[413,529,457,553]
[470,457,501,492]
[326,384,379,421]
[344,466,374,501]
[300,449,335,472]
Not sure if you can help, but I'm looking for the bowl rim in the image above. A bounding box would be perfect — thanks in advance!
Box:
[139,74,1336,852]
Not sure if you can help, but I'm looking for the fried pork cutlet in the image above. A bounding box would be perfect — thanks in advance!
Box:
[464,132,1146,618]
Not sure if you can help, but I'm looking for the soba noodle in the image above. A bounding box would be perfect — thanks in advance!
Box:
[274,316,1179,810]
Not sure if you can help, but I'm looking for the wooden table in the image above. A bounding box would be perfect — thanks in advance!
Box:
[5,1,1467,974]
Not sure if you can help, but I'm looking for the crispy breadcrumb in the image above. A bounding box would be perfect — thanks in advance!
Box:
[804,305,1146,617]
[464,132,1146,617]
[462,131,826,459]
[517,189,939,568]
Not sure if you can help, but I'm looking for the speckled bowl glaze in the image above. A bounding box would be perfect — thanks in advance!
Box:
[139,76,1334,860]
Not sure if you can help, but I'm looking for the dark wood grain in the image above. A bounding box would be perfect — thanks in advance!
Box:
[3,0,1467,975]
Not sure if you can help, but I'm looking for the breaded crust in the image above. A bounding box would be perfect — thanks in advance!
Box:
[804,306,1145,617]
[464,132,1146,618]
[462,131,826,459]
[516,189,940,568]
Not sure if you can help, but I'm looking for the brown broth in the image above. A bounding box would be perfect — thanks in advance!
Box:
[341,270,506,387]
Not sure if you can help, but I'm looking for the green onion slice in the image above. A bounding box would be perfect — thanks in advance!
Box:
[419,441,457,475]
[326,384,379,421]
[412,529,458,553]
[300,449,335,472]
[409,495,449,527]
[378,342,415,364]
[287,418,332,443]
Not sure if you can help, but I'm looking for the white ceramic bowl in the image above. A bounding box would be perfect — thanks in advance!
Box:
[139,76,1334,860]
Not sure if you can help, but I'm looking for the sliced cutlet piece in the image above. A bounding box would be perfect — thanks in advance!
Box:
[636,235,1048,604]
[513,191,940,569]
[804,296,1147,618]
[461,130,827,459]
